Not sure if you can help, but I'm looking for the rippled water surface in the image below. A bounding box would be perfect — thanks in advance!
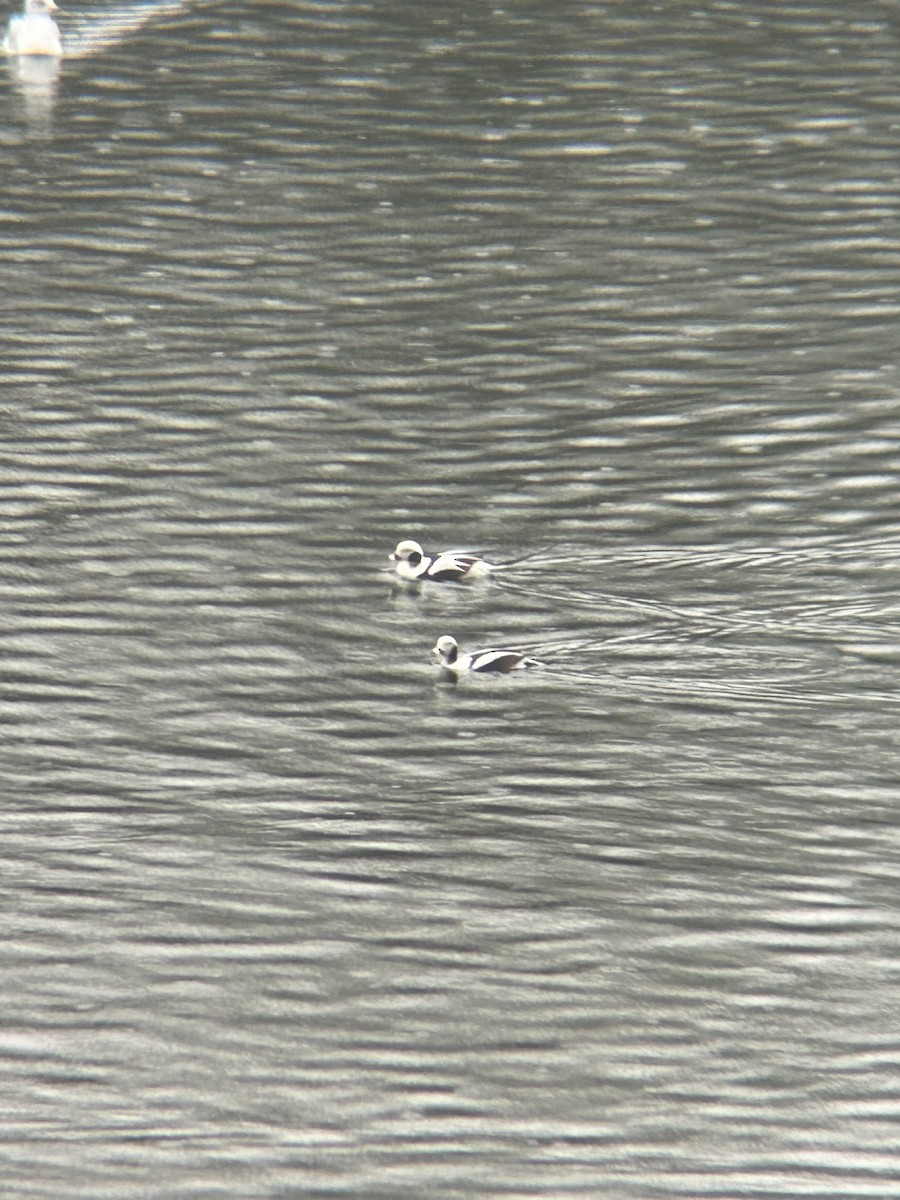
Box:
[3,1,900,1196]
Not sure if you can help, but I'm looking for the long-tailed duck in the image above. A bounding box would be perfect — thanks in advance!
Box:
[390,539,493,584]
[3,0,62,55]
[433,634,540,674]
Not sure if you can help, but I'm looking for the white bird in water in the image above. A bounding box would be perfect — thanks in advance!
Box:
[433,635,541,674]
[389,539,494,584]
[4,0,62,56]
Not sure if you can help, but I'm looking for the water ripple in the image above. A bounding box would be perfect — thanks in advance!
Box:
[3,0,900,1196]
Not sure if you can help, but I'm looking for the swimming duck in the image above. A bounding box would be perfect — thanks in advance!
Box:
[433,635,540,674]
[390,539,493,584]
[3,0,62,55]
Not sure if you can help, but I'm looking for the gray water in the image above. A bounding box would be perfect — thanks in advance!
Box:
[3,1,900,1196]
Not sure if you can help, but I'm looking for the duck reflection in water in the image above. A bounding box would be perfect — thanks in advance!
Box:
[4,0,62,135]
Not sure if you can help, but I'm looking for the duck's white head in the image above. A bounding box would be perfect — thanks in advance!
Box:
[26,0,58,13]
[390,539,425,565]
[433,635,459,665]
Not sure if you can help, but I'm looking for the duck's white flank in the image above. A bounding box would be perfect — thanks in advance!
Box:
[433,635,540,674]
[4,0,61,55]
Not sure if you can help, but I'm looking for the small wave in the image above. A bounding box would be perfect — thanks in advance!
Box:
[63,1,200,59]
